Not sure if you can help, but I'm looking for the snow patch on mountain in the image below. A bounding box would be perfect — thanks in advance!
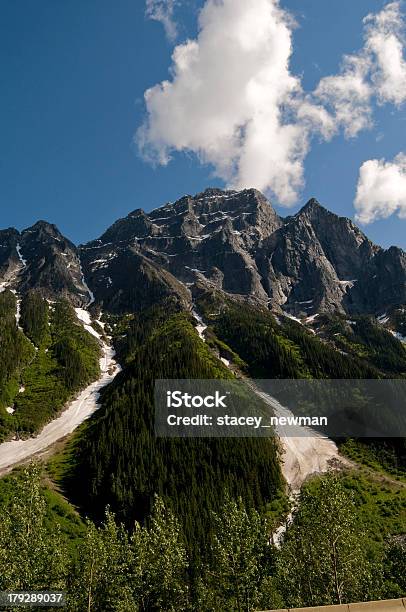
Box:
[283,312,303,324]
[337,279,357,288]
[390,330,406,343]
[75,308,101,340]
[192,309,207,342]
[16,243,27,267]
[0,313,121,474]
[79,266,95,307]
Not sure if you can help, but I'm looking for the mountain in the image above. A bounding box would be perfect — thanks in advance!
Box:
[1,188,405,609]
[1,188,405,318]
[0,221,92,306]
[80,188,406,317]
[79,187,281,311]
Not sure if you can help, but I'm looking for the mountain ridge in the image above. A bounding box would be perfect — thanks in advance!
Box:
[1,188,405,316]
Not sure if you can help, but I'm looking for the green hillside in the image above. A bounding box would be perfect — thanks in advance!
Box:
[0,290,101,440]
[54,301,283,566]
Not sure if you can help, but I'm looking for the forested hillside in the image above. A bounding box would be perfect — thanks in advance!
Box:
[196,290,395,379]
[313,313,406,375]
[55,299,284,566]
[0,187,405,610]
[195,291,406,473]
[0,290,101,440]
[0,290,35,437]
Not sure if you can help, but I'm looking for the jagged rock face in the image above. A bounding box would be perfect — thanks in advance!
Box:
[80,189,406,315]
[0,221,91,305]
[296,199,379,278]
[80,242,191,314]
[256,199,385,314]
[346,247,406,314]
[1,188,405,316]
[0,228,20,283]
[80,188,281,308]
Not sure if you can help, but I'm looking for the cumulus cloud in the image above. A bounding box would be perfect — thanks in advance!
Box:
[365,1,406,105]
[355,153,406,224]
[138,0,406,206]
[138,0,329,205]
[314,54,373,138]
[314,1,406,138]
[146,0,179,41]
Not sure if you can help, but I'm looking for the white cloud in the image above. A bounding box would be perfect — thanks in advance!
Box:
[146,0,179,42]
[365,1,406,105]
[138,0,406,206]
[138,0,329,206]
[314,54,373,138]
[314,1,406,138]
[355,153,406,224]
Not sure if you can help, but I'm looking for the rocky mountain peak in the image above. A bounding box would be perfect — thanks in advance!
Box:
[96,209,154,245]
[24,219,59,233]
[0,228,21,282]
[0,220,91,306]
[128,208,144,218]
[296,198,368,239]
[0,227,19,239]
[21,220,76,252]
[77,188,406,315]
[298,197,324,214]
[198,187,230,197]
[1,188,405,317]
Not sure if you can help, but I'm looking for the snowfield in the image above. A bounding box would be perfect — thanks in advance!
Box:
[75,308,101,339]
[391,330,406,343]
[16,243,27,267]
[0,319,120,474]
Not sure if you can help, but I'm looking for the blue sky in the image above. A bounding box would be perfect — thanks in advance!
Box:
[1,0,406,248]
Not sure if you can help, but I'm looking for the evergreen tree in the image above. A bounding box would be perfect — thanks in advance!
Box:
[20,291,50,348]
[66,309,282,565]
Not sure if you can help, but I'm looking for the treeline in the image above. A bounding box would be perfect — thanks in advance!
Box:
[392,308,406,339]
[0,291,101,437]
[316,313,406,376]
[200,297,381,379]
[0,465,404,611]
[341,438,406,478]
[60,303,283,566]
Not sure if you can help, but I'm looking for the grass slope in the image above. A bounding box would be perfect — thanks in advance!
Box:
[0,292,101,439]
